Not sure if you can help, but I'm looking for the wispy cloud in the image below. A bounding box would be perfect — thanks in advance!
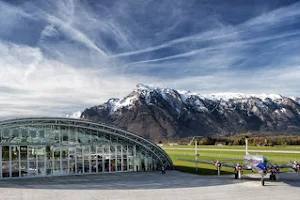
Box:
[1,0,300,118]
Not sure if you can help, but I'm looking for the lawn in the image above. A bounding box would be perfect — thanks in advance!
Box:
[163,146,300,176]
[164,145,300,151]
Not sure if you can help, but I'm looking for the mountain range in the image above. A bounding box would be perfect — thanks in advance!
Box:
[78,84,300,142]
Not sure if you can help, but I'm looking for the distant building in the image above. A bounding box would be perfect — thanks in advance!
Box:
[215,142,226,146]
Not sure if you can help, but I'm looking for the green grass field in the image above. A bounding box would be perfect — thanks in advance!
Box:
[164,145,300,150]
[163,145,300,176]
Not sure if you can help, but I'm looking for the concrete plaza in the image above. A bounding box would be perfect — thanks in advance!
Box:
[0,171,299,200]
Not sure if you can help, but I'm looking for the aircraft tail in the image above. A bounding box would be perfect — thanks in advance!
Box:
[245,138,249,155]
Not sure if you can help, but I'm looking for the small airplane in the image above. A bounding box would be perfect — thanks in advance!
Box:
[177,138,300,186]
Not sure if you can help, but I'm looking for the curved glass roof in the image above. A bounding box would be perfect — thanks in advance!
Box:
[0,117,173,168]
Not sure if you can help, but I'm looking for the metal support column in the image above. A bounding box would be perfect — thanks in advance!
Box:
[67,146,70,174]
[27,145,30,177]
[195,140,198,171]
[121,145,124,171]
[60,146,62,174]
[133,145,137,171]
[52,146,54,176]
[115,145,117,172]
[145,156,148,171]
[9,146,12,178]
[44,146,47,176]
[108,145,111,172]
[127,145,129,171]
[0,145,2,179]
[102,146,105,172]
[74,147,77,174]
[18,146,21,177]
[82,147,84,174]
[96,146,98,173]
[89,145,91,173]
[36,146,38,176]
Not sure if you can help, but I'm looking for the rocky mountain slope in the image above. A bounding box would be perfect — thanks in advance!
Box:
[80,84,300,142]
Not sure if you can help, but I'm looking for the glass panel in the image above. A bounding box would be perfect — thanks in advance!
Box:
[2,146,9,177]
[117,158,121,171]
[61,128,68,144]
[69,128,76,144]
[2,130,10,143]
[136,157,142,172]
[103,146,109,172]
[54,128,60,144]
[78,130,89,144]
[123,155,127,171]
[83,146,90,173]
[21,130,28,143]
[147,157,153,171]
[11,130,20,144]
[110,146,115,172]
[97,146,103,173]
[84,160,89,173]
[91,145,96,173]
[128,156,134,171]
[91,132,98,143]
[30,130,38,143]
[39,130,45,143]
[45,146,52,176]
[20,146,28,177]
[61,146,68,174]
[11,146,19,177]
[128,146,133,156]
[53,147,61,176]
[117,146,121,171]
[37,146,45,176]
[45,128,54,143]
[76,147,83,174]
[28,146,37,177]
[69,147,76,174]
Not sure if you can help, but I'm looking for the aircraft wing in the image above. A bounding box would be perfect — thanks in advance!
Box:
[176,158,249,169]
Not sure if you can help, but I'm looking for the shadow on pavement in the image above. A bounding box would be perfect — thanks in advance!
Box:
[0,170,240,190]
[0,170,299,190]
[241,173,300,187]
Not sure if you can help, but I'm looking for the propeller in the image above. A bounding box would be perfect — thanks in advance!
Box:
[290,161,300,171]
[270,164,280,173]
[215,160,222,176]
[235,164,243,171]
[233,163,243,179]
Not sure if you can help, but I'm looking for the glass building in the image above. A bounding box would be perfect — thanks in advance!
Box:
[0,118,173,179]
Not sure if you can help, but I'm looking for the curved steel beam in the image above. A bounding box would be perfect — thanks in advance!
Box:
[0,117,173,168]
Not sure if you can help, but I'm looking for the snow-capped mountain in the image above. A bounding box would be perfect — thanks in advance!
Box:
[81,84,300,142]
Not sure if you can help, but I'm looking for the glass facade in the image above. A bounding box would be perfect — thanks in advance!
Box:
[0,120,170,179]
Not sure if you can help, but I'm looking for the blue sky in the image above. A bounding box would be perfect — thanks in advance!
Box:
[1,0,300,118]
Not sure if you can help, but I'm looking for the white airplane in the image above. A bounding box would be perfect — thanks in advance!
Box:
[177,138,300,186]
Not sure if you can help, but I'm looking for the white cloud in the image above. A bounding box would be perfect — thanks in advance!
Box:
[1,0,300,119]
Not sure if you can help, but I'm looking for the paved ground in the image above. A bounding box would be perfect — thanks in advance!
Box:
[0,171,299,200]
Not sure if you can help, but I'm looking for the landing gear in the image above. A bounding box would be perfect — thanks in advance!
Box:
[269,174,276,181]
[235,172,238,179]
[261,178,265,186]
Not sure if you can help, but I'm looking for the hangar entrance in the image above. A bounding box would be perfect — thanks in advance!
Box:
[1,144,155,179]
[0,118,173,180]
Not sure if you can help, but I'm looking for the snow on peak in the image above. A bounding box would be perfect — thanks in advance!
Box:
[107,95,138,115]
[199,92,283,101]
[135,84,284,103]
[136,83,156,91]
[65,111,81,118]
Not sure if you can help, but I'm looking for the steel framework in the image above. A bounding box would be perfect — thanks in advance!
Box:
[0,117,173,169]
